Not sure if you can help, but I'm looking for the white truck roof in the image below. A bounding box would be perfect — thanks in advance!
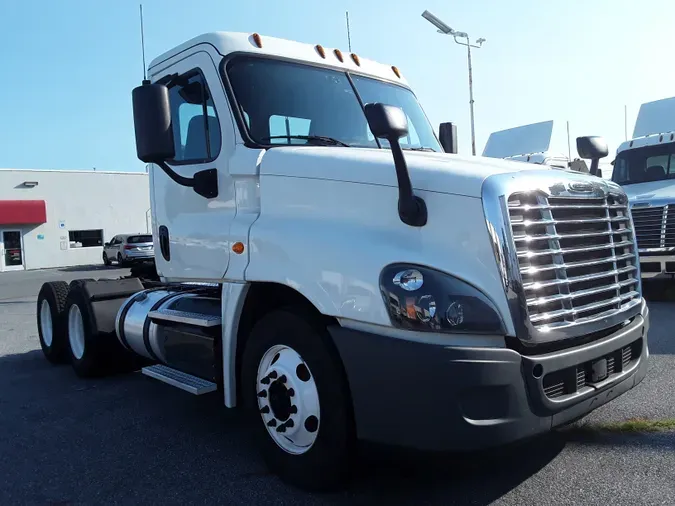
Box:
[617,96,675,154]
[148,31,408,87]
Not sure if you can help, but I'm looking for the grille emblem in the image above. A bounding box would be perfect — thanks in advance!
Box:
[567,181,594,193]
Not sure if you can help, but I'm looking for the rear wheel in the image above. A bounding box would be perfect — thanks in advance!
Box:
[65,280,133,377]
[36,281,70,364]
[241,309,354,491]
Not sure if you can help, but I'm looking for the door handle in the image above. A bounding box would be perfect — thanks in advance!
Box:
[158,226,170,261]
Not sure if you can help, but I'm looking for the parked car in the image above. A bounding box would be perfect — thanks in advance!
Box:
[103,234,154,266]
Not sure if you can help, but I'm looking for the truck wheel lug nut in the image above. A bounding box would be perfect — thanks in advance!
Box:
[279,375,287,383]
[260,377,270,385]
[257,390,267,398]
[287,388,295,397]
[268,371,278,379]
[289,405,297,414]
[276,425,286,433]
[285,419,294,428]
[260,406,269,414]
[267,419,277,427]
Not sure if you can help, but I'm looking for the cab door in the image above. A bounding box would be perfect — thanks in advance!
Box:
[149,50,237,282]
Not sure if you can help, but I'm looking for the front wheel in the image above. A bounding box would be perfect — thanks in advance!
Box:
[241,309,355,491]
[102,252,111,266]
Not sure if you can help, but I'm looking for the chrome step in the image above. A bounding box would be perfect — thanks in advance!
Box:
[148,308,222,327]
[141,364,217,395]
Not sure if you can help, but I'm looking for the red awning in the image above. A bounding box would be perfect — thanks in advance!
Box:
[0,200,47,225]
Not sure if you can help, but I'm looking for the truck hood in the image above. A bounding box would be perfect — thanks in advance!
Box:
[622,180,675,204]
[259,146,542,198]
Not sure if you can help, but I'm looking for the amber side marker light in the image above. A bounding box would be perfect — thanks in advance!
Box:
[351,53,361,66]
[334,49,344,62]
[315,44,326,58]
[232,242,245,254]
[252,33,262,48]
[392,66,401,78]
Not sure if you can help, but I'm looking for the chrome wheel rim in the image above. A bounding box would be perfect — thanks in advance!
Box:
[256,345,320,455]
[68,304,85,360]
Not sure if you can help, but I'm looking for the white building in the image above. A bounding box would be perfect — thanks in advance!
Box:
[0,169,150,271]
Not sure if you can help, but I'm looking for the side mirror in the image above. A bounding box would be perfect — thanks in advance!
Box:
[365,103,426,227]
[104,242,110,247]
[131,80,218,199]
[576,136,608,160]
[438,122,458,154]
[132,82,176,163]
[365,103,409,139]
[576,136,608,177]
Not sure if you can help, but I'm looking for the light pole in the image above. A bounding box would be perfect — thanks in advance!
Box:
[422,10,485,156]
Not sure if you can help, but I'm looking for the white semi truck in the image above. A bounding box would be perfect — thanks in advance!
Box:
[612,97,675,279]
[35,32,650,491]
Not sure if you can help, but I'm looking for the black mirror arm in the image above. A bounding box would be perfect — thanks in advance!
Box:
[589,159,600,176]
[156,160,193,187]
[389,137,427,227]
[155,161,219,199]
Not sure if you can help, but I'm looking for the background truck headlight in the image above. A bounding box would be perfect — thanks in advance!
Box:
[380,264,506,334]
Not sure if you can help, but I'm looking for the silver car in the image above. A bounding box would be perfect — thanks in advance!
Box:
[103,234,154,266]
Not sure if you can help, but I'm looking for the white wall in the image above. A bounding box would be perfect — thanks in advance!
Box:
[0,169,150,270]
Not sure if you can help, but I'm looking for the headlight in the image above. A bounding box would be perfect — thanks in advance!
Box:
[380,264,505,334]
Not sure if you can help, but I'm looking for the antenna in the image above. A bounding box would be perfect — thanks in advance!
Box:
[624,104,628,141]
[566,120,571,160]
[139,4,147,81]
[346,11,352,52]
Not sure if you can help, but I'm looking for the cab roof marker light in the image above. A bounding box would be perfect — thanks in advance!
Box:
[351,53,361,66]
[315,44,326,59]
[392,66,401,78]
[252,33,262,48]
[334,48,344,62]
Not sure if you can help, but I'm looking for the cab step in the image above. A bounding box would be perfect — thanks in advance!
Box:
[147,308,222,327]
[141,364,217,395]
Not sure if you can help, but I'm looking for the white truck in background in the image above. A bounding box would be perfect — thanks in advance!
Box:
[612,96,675,279]
[483,120,614,178]
[34,31,649,491]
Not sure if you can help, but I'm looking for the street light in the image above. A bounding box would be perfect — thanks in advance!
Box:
[421,10,485,156]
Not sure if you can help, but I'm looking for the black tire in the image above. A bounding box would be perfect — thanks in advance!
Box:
[64,280,132,377]
[117,253,126,267]
[103,252,111,266]
[241,308,355,491]
[36,281,70,364]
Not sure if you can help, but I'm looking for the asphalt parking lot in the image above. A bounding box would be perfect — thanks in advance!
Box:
[1,267,674,505]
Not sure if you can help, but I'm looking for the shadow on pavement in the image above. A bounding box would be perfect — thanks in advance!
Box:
[344,434,565,504]
[57,264,120,273]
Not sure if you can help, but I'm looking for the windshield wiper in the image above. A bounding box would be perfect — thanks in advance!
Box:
[260,135,350,147]
[403,147,436,152]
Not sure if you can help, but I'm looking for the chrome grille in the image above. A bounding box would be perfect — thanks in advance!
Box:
[508,192,641,332]
[631,205,666,249]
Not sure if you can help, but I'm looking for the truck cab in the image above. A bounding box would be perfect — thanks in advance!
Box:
[35,32,650,491]
[612,97,675,278]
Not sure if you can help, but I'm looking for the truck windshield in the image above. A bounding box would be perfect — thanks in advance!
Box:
[225,56,441,152]
[612,143,675,185]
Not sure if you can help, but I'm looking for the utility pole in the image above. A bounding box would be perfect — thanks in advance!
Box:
[422,10,485,155]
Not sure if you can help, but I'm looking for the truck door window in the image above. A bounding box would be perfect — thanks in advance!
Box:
[168,71,222,163]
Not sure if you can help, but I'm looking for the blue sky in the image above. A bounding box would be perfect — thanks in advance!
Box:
[2,0,674,172]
